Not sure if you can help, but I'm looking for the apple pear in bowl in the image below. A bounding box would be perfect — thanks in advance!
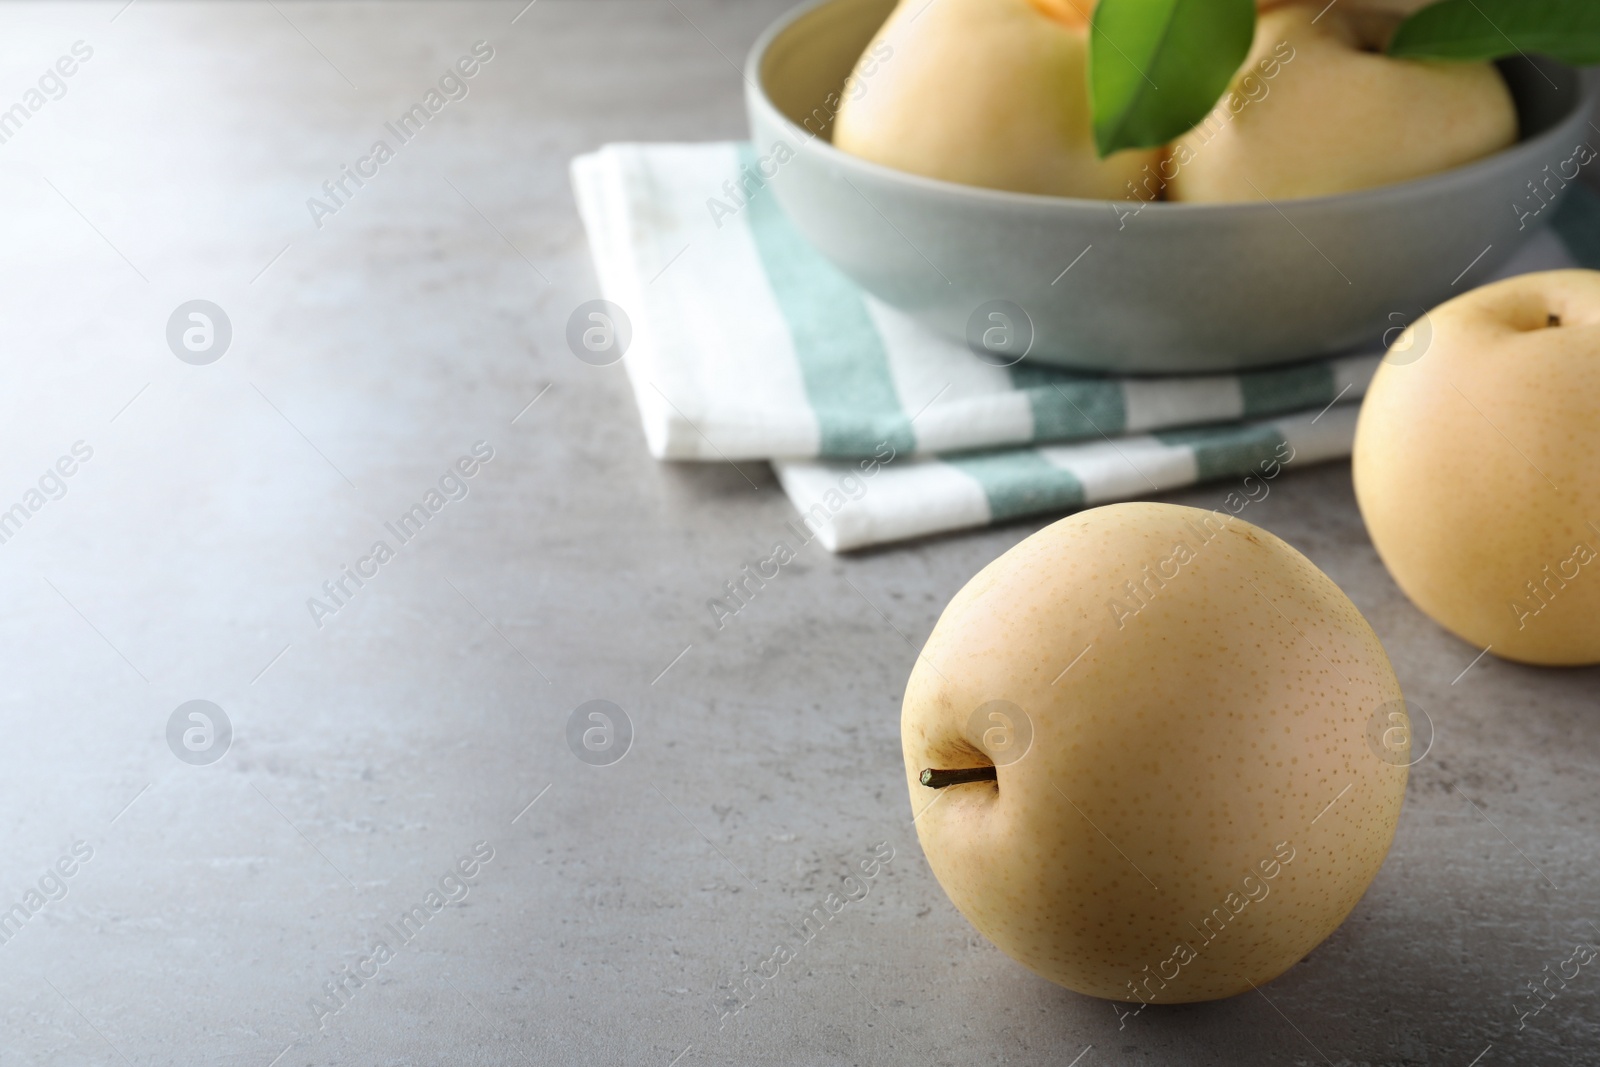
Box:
[902,502,1408,1002]
[831,0,1158,197]
[1167,3,1517,202]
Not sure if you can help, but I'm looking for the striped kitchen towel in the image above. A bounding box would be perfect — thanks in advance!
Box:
[572,142,1600,550]
[775,406,1356,551]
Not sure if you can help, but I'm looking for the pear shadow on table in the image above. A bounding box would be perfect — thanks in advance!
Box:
[1431,628,1600,708]
[1011,929,1526,1065]
[989,794,1598,1067]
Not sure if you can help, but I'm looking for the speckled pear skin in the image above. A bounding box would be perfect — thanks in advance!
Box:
[902,503,1408,1002]
[831,0,1156,198]
[1354,270,1600,666]
[1168,2,1517,203]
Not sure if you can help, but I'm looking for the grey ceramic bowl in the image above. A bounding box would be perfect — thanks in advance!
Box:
[745,0,1599,373]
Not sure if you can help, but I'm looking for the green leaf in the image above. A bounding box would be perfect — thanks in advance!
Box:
[1389,0,1600,65]
[1089,0,1257,158]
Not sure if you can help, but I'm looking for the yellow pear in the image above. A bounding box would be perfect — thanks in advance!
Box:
[1167,2,1516,202]
[832,0,1159,198]
[1354,270,1600,666]
[903,502,1407,1003]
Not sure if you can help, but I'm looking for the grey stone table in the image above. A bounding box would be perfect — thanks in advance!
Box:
[0,2,1595,1065]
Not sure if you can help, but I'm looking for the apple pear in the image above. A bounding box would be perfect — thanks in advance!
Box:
[1354,270,1600,665]
[1167,2,1516,202]
[903,502,1407,1002]
[832,0,1159,198]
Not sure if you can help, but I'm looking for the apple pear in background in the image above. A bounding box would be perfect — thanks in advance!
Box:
[1167,2,1516,202]
[832,0,1159,198]
[903,503,1408,1002]
[1354,271,1600,666]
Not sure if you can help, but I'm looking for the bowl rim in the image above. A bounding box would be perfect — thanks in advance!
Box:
[744,0,1600,216]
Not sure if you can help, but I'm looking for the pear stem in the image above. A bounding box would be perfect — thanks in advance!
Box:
[920,766,998,789]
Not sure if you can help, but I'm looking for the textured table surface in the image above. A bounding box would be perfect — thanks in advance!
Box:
[0,3,1596,1065]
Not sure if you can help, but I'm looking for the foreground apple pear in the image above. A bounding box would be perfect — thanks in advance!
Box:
[832,0,1158,197]
[1354,270,1600,665]
[902,503,1407,1002]
[1168,2,1516,202]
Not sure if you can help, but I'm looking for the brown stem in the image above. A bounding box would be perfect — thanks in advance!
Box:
[920,766,998,789]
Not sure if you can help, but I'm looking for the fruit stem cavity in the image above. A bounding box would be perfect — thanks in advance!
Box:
[920,767,998,789]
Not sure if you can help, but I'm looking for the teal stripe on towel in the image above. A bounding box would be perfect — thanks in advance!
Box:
[1009,363,1128,440]
[1156,423,1288,481]
[1239,361,1335,419]
[738,145,915,458]
[945,450,1084,523]
[1552,182,1600,269]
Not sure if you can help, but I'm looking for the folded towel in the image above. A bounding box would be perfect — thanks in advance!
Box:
[572,142,1600,550]
[775,405,1354,551]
